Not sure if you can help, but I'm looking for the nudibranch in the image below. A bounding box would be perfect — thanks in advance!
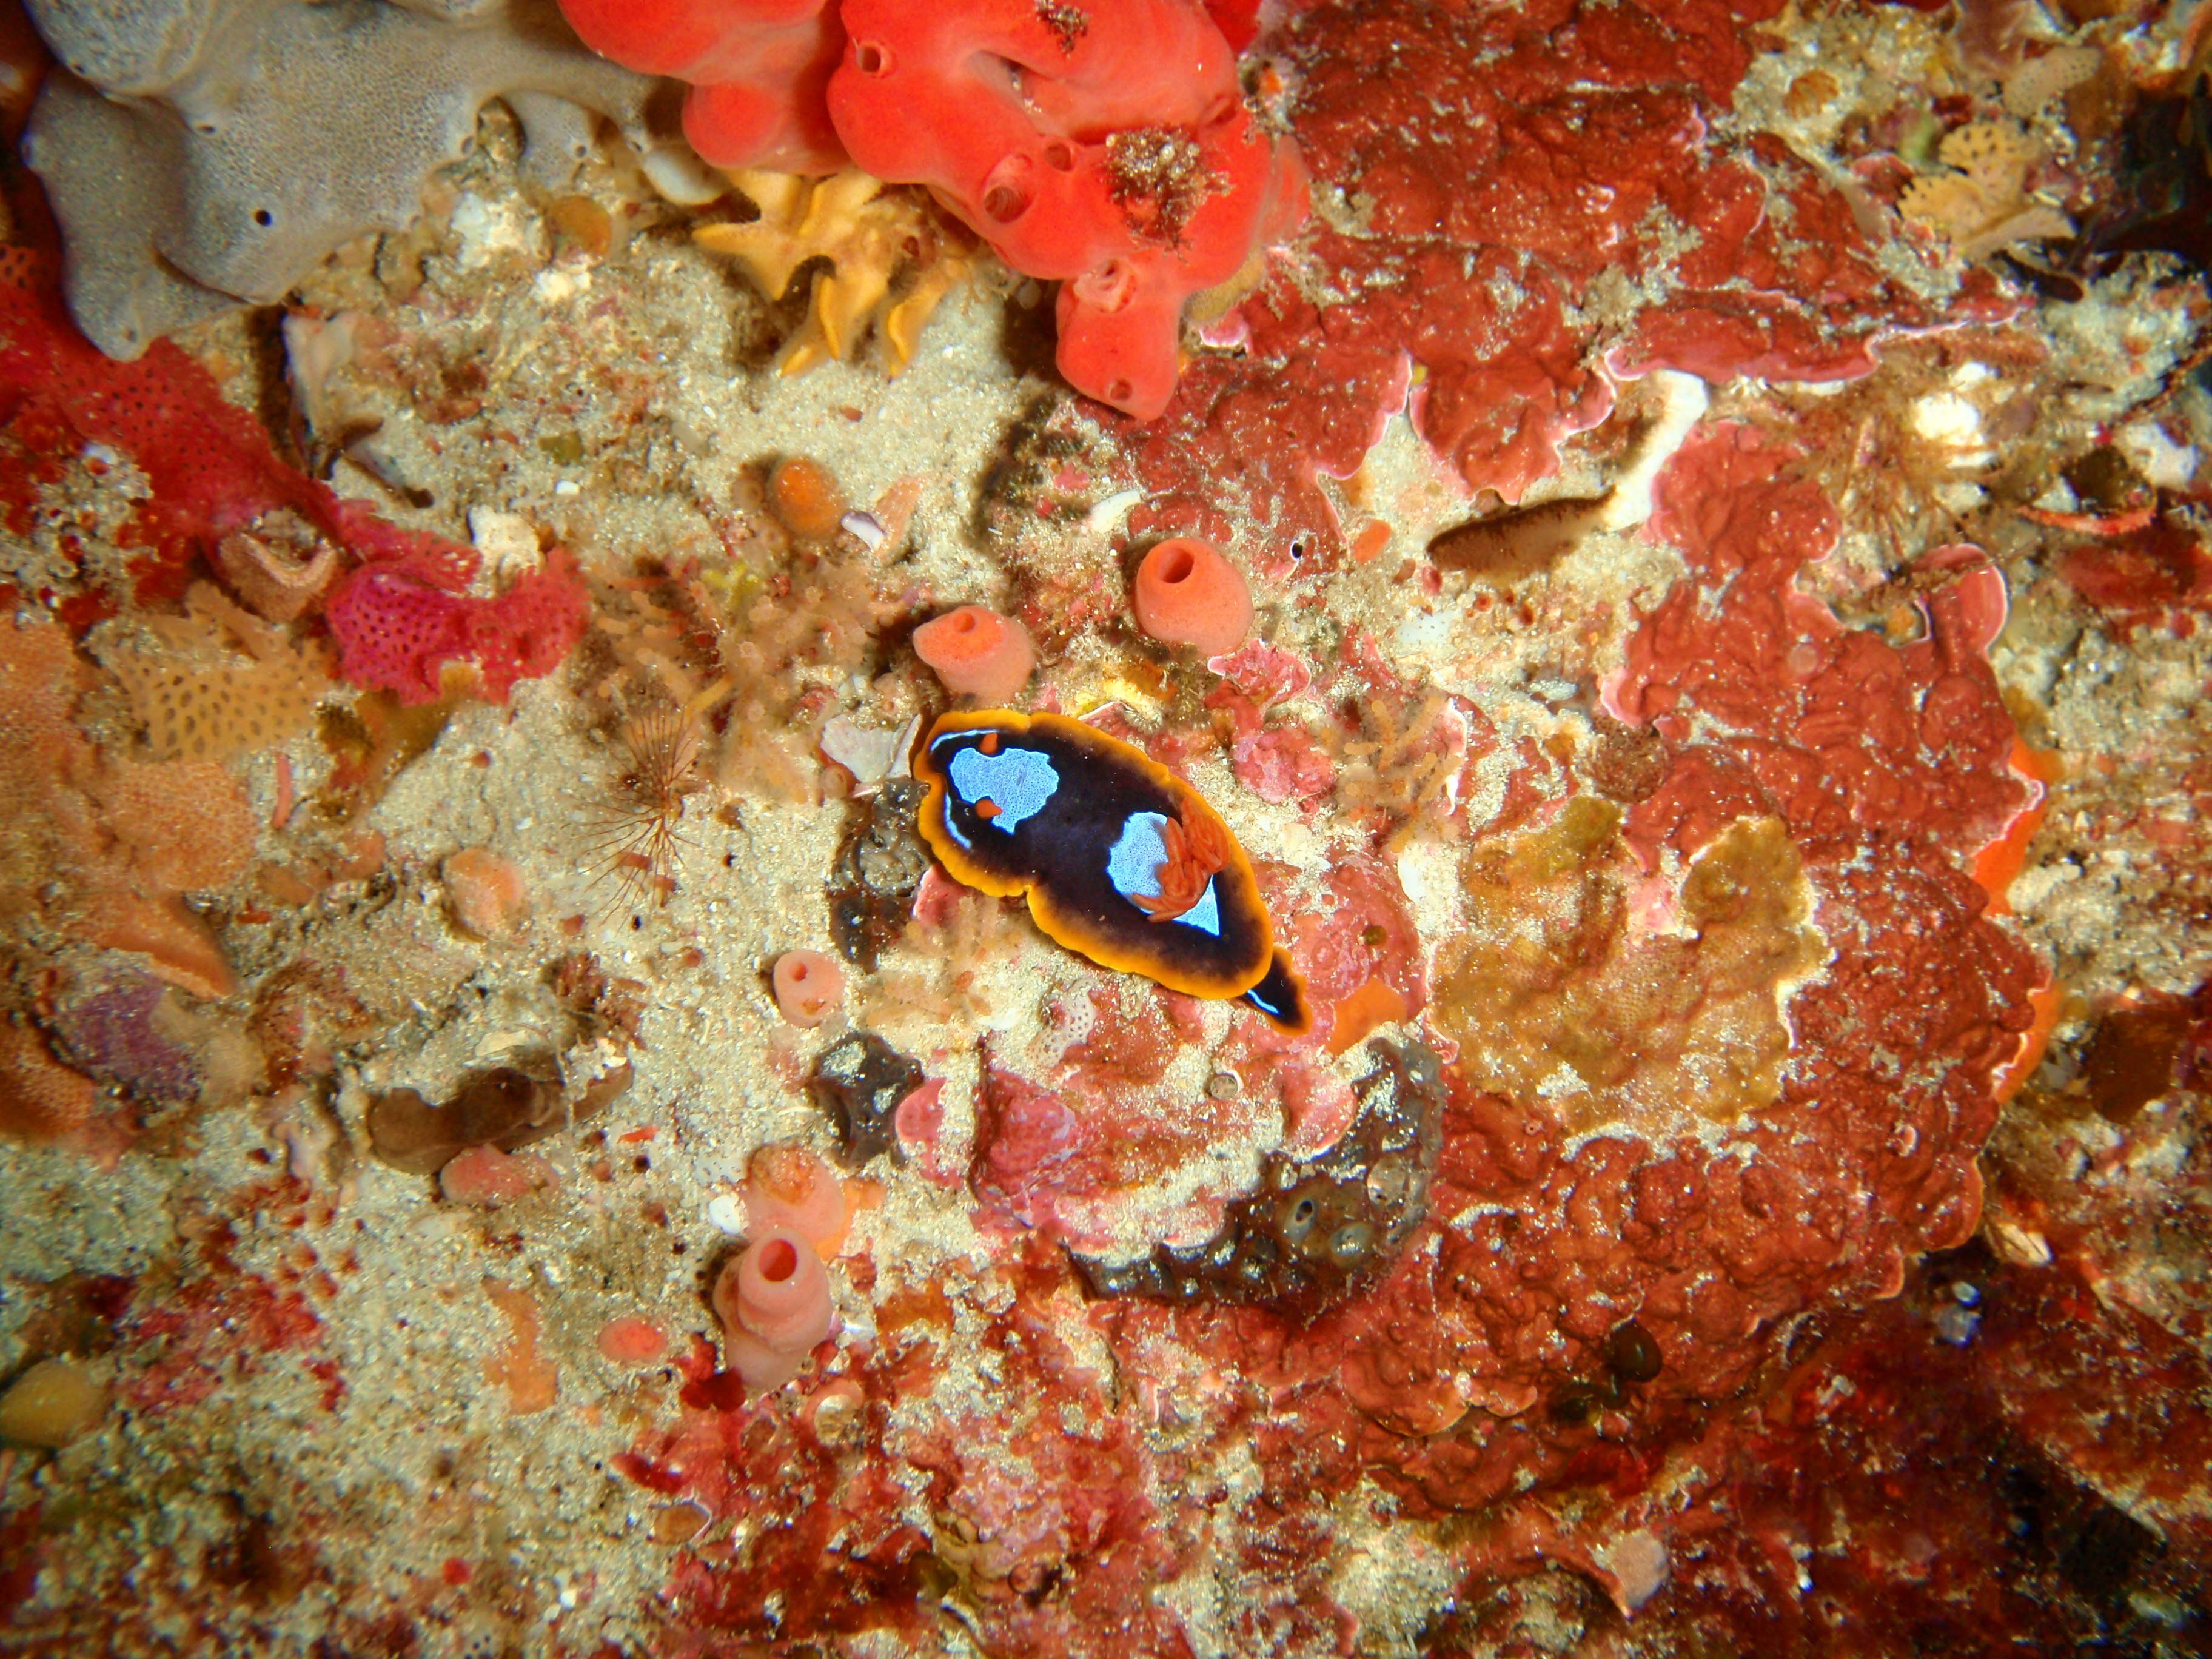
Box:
[911,711,1312,1032]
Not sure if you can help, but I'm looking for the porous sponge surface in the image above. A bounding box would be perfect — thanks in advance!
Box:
[22,0,659,358]
[324,554,591,705]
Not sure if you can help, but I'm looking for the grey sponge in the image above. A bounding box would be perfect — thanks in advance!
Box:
[22,0,662,358]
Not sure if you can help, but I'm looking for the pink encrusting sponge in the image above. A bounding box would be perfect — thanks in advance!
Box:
[771,950,843,1026]
[913,605,1036,702]
[1134,538,1252,656]
[712,1227,837,1391]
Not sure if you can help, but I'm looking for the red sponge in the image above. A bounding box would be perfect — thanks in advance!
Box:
[553,0,1306,420]
[557,0,846,172]
[826,0,1306,418]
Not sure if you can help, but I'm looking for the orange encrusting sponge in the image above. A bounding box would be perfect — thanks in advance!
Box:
[1133,538,1252,656]
[913,605,1036,702]
[766,455,847,542]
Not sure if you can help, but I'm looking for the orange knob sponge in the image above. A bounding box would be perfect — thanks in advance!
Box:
[766,455,846,542]
[1134,538,1252,657]
[913,605,1035,702]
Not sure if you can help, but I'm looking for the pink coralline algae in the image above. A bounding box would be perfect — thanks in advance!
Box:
[0,267,485,620]
[615,1280,1189,1656]
[1610,425,2029,860]
[968,984,1248,1253]
[0,221,588,702]
[2054,514,2212,637]
[1098,430,2037,1550]
[612,1335,931,1642]
[1204,639,1335,805]
[906,404,2046,1646]
[1606,1250,2212,1654]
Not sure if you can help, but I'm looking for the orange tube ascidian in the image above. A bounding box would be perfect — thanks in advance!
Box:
[771,950,844,1026]
[743,1141,851,1256]
[1134,538,1252,657]
[712,1227,837,1392]
[913,605,1036,702]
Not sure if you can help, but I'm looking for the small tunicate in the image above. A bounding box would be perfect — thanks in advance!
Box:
[1933,1303,1980,1346]
[1327,1222,1375,1267]
[1604,1320,1664,1384]
[1366,1152,1413,1208]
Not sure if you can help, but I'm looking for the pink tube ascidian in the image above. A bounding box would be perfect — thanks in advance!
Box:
[711,1226,836,1392]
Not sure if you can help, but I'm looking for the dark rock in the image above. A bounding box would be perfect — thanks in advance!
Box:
[1073,1038,1446,1314]
[826,782,931,973]
[809,1031,922,1165]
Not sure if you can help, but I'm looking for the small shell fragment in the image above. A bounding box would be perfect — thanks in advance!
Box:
[840,510,886,550]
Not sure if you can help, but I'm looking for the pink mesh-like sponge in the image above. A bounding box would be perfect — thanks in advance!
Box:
[556,0,846,172]
[325,551,591,705]
[711,1227,837,1391]
[827,0,1307,418]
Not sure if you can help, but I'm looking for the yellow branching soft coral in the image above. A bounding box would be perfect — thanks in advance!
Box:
[694,169,973,377]
[1900,119,2074,261]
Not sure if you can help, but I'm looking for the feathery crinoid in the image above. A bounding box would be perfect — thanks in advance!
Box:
[586,704,706,912]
